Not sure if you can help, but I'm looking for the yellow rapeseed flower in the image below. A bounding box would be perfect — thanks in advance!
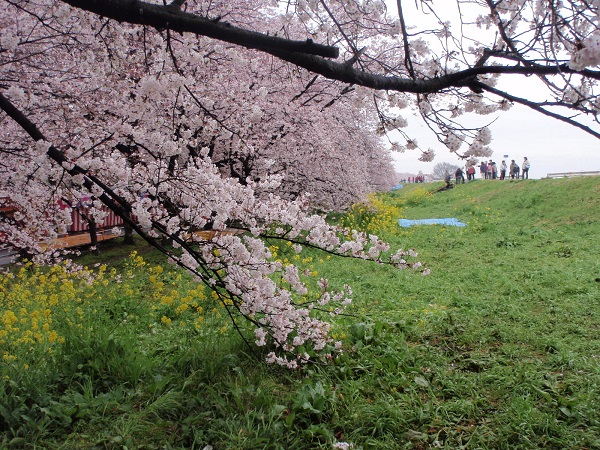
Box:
[2,310,18,327]
[161,316,172,325]
[175,304,189,314]
[48,331,59,343]
[3,352,17,363]
[160,295,174,306]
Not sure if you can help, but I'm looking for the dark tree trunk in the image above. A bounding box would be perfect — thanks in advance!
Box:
[88,219,100,255]
[122,212,135,245]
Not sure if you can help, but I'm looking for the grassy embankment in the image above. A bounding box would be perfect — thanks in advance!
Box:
[1,176,599,449]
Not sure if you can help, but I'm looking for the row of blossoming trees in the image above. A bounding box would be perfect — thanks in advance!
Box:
[2,0,600,365]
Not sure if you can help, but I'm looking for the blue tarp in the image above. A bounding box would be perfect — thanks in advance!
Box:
[398,218,467,227]
[391,184,404,190]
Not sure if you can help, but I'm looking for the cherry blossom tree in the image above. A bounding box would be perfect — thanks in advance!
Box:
[2,0,600,365]
[48,0,600,153]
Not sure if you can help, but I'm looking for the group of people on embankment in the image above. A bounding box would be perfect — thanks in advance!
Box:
[455,157,531,184]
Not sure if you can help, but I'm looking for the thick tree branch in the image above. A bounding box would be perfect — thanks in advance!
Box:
[263,47,600,93]
[57,0,600,95]
[60,0,340,58]
[396,0,416,79]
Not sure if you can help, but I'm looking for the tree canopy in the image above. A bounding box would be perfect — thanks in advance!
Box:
[2,0,600,365]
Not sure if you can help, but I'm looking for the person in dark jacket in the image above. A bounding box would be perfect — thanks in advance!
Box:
[509,160,520,179]
[455,167,465,184]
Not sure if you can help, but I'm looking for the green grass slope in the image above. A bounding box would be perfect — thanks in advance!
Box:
[2,177,599,449]
[316,176,600,449]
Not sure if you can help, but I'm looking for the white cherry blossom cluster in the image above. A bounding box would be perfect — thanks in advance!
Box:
[418,148,435,162]
[569,34,600,70]
[444,133,464,153]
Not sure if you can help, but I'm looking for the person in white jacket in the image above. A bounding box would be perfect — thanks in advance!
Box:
[500,160,507,180]
[522,157,531,179]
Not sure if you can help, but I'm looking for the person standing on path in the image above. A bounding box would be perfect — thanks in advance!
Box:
[480,161,487,180]
[455,167,465,184]
[500,160,507,180]
[467,165,476,181]
[509,160,519,179]
[522,157,530,179]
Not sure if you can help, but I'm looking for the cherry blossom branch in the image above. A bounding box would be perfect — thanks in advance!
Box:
[60,0,339,58]
[485,0,532,67]
[1,88,425,367]
[395,0,416,79]
[58,0,600,95]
